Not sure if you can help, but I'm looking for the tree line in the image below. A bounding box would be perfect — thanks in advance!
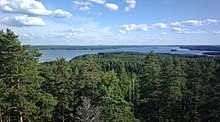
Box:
[0,29,219,121]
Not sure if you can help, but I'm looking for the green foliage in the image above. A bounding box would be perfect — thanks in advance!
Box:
[40,58,75,121]
[0,29,57,121]
[160,58,187,121]
[138,52,162,121]
[99,70,132,121]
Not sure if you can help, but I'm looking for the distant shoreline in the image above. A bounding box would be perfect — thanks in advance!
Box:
[203,52,220,56]
[30,45,220,51]
[179,45,220,51]
[30,45,148,50]
[179,46,220,55]
[30,45,220,56]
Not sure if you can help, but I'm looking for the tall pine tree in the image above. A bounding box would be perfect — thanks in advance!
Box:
[139,52,162,121]
[0,29,57,121]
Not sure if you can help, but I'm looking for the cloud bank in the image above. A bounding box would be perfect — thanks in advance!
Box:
[0,0,52,16]
[1,15,45,27]
[119,19,220,34]
[0,0,72,27]
[73,0,138,12]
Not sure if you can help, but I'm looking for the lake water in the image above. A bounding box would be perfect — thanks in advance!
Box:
[39,46,209,62]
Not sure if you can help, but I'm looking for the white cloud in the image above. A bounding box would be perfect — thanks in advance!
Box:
[79,6,90,11]
[68,27,86,33]
[41,26,120,44]
[119,19,219,34]
[124,0,136,11]
[0,0,52,16]
[1,15,45,27]
[72,1,91,11]
[119,30,126,34]
[73,1,92,6]
[73,0,119,12]
[212,31,220,34]
[170,22,184,27]
[178,30,207,34]
[53,9,72,18]
[170,19,219,27]
[171,27,207,34]
[20,33,34,39]
[73,0,104,12]
[120,24,149,31]
[182,20,204,26]
[152,23,167,29]
[182,19,218,26]
[204,19,218,24]
[160,32,168,35]
[172,27,182,31]
[105,3,119,11]
[88,0,106,4]
[46,27,87,38]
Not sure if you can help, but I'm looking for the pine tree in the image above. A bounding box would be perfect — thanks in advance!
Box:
[139,52,162,121]
[0,29,57,121]
[74,59,102,99]
[160,58,186,121]
[185,59,202,122]
[99,70,132,121]
[118,64,132,101]
[198,59,220,121]
[40,58,75,121]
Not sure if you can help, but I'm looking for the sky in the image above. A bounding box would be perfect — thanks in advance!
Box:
[0,0,220,45]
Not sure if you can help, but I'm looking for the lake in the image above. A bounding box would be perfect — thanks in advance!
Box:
[39,46,211,62]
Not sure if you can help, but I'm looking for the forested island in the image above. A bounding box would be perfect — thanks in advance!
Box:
[180,45,220,51]
[203,52,220,56]
[180,46,220,56]
[0,29,220,121]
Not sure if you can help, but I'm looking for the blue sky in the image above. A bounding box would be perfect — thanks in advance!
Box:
[0,0,220,45]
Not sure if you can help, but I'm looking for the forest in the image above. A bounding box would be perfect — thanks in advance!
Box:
[0,29,220,122]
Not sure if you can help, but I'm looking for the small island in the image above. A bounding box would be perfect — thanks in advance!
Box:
[170,49,178,51]
[203,52,220,55]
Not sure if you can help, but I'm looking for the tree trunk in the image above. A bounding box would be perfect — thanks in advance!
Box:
[0,111,2,122]
[195,80,199,122]
[62,116,64,122]
[5,112,9,122]
[19,112,23,122]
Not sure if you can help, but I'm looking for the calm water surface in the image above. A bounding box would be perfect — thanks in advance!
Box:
[39,46,208,62]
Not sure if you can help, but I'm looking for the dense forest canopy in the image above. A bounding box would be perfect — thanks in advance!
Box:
[0,29,220,121]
